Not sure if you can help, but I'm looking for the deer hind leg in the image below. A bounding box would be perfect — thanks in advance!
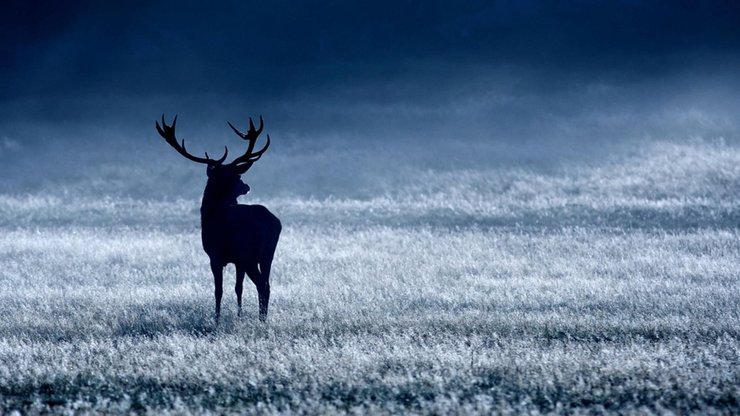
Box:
[235,265,246,317]
[258,261,272,322]
[210,262,224,324]
[245,263,269,321]
[258,232,279,321]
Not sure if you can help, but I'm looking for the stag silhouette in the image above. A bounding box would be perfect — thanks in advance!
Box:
[156,114,281,323]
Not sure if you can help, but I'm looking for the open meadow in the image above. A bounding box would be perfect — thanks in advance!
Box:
[0,138,738,414]
[3,2,740,414]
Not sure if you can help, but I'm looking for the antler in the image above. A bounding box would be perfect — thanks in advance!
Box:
[156,114,227,165]
[227,115,271,173]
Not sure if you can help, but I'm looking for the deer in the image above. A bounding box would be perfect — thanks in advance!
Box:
[155,114,281,323]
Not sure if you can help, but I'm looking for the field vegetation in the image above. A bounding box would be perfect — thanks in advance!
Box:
[0,140,738,413]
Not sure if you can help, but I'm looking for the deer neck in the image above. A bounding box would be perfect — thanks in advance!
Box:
[200,183,237,222]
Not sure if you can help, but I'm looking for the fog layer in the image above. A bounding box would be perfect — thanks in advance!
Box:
[1,1,739,200]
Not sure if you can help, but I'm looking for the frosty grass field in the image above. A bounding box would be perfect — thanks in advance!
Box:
[0,139,738,413]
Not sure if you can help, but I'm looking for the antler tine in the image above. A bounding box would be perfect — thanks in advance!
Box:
[204,146,229,164]
[227,115,263,141]
[156,114,227,165]
[247,134,270,160]
[231,134,270,174]
[250,116,264,136]
[156,114,166,137]
[227,121,245,138]
[227,115,270,172]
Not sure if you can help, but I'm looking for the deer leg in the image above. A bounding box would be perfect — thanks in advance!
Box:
[258,261,272,321]
[258,280,270,322]
[235,265,245,317]
[211,262,223,324]
[245,263,268,321]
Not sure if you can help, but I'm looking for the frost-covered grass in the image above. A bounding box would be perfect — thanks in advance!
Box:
[0,140,739,414]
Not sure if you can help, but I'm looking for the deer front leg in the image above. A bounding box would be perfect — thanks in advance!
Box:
[211,262,224,324]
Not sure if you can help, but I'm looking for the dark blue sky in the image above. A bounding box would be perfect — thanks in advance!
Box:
[1,1,739,143]
[4,1,739,94]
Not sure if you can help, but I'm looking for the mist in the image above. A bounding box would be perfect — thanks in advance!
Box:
[2,2,739,201]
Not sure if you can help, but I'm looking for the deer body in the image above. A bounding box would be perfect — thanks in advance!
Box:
[156,114,280,322]
[201,193,281,321]
[201,204,281,268]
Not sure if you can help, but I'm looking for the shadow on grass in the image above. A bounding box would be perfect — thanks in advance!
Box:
[111,299,216,338]
[0,297,272,341]
[112,298,273,338]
